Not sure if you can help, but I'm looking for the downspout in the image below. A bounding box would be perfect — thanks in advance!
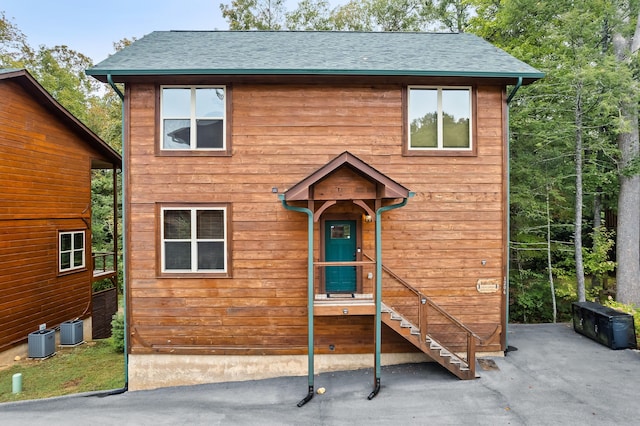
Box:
[369,193,414,400]
[504,77,522,354]
[106,73,128,393]
[278,195,315,407]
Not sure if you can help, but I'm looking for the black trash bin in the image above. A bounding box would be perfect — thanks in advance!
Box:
[572,301,637,349]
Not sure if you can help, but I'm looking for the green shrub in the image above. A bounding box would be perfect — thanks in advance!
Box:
[110,312,125,352]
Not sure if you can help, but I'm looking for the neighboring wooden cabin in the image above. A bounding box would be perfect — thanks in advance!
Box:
[87,31,542,391]
[0,69,121,355]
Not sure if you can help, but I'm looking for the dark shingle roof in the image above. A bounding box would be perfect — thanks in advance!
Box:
[87,31,543,83]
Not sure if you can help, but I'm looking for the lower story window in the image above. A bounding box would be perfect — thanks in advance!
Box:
[161,206,228,273]
[59,230,85,273]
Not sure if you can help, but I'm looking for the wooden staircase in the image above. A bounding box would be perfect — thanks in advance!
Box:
[381,302,477,380]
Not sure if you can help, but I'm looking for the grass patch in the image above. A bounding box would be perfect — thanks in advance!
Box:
[0,340,124,403]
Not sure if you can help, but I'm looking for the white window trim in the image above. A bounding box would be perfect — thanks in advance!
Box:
[160,86,226,151]
[59,230,86,273]
[161,206,228,273]
[408,86,473,151]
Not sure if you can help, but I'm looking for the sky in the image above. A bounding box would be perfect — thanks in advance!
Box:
[2,0,232,64]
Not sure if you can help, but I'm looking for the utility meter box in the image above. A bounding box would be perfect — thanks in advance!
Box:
[60,320,83,345]
[28,329,55,358]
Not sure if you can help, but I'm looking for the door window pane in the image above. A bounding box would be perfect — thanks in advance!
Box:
[331,225,351,239]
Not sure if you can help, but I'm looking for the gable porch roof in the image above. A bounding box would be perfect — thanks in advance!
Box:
[284,151,411,201]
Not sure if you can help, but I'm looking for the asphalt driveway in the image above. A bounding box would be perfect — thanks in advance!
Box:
[1,323,638,425]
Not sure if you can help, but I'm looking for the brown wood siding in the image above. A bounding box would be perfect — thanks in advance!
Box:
[0,80,106,351]
[126,82,506,355]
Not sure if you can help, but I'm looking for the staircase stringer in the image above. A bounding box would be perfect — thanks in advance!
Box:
[381,302,476,380]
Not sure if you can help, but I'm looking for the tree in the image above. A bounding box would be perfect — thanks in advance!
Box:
[220,0,286,30]
[422,0,475,32]
[472,0,635,309]
[612,4,640,306]
[0,11,32,67]
[286,0,334,30]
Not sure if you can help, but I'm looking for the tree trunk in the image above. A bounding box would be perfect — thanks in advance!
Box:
[574,86,586,302]
[547,185,557,322]
[591,193,602,290]
[613,13,640,306]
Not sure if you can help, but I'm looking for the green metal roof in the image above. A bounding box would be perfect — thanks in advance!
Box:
[87,31,543,83]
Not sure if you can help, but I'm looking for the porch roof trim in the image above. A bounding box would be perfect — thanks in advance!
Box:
[283,151,411,201]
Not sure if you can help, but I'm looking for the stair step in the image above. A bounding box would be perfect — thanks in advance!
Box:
[380,301,476,381]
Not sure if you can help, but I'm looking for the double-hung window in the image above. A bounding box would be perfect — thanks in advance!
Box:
[407,86,473,153]
[59,230,85,273]
[161,206,228,274]
[161,86,227,151]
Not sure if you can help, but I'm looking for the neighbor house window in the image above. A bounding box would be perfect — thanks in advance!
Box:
[161,86,227,151]
[59,230,85,273]
[407,86,472,152]
[161,206,228,273]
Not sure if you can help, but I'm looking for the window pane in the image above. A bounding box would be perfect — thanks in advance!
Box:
[162,88,191,117]
[61,253,71,270]
[331,225,351,239]
[409,89,438,148]
[73,250,84,267]
[74,232,84,249]
[164,210,191,239]
[61,234,71,251]
[196,120,224,148]
[198,241,224,270]
[165,242,191,269]
[442,89,470,148]
[196,88,224,117]
[197,210,224,239]
[164,119,191,149]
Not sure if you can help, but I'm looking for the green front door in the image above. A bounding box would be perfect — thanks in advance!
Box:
[325,220,357,293]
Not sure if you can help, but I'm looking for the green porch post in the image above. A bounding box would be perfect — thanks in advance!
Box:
[369,194,413,400]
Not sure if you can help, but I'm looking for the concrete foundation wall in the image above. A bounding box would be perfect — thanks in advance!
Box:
[128,352,432,391]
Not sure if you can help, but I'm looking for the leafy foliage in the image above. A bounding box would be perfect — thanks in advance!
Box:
[110,312,125,353]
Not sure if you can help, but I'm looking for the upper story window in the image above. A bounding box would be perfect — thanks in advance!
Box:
[161,205,229,275]
[59,230,85,273]
[161,86,227,152]
[407,86,473,154]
